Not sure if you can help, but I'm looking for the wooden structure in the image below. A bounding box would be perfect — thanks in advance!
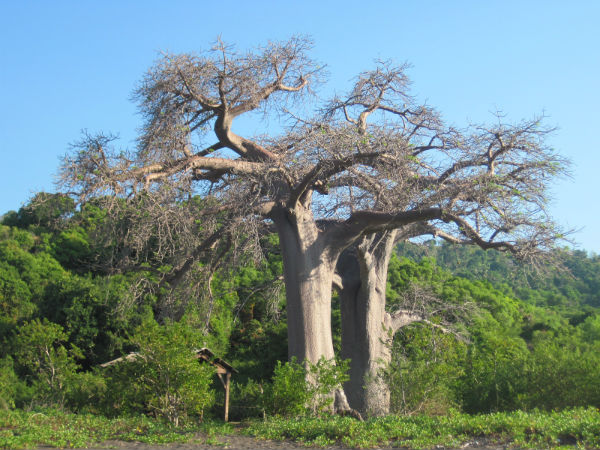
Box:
[194,348,237,422]
[100,348,237,422]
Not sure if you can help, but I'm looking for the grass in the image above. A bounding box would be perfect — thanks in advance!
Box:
[245,408,600,449]
[0,409,232,449]
[1,408,599,449]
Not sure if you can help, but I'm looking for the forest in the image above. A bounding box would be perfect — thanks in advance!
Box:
[1,193,599,421]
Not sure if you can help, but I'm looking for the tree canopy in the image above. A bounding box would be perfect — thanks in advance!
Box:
[60,38,566,255]
[53,38,570,414]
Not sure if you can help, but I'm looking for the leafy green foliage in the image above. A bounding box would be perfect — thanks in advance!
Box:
[397,240,600,310]
[2,193,600,421]
[1,408,598,449]
[2,193,75,230]
[387,325,465,415]
[0,225,66,341]
[263,358,310,417]
[103,319,215,425]
[226,235,288,381]
[388,243,600,414]
[263,357,349,417]
[10,318,89,408]
[228,317,288,381]
[0,206,157,369]
[0,409,232,449]
[247,408,600,449]
[0,357,21,410]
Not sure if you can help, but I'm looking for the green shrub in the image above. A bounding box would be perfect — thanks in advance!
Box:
[103,319,215,425]
[11,319,84,408]
[386,325,464,415]
[0,357,20,409]
[309,357,349,414]
[263,357,349,417]
[264,358,309,417]
[65,369,107,413]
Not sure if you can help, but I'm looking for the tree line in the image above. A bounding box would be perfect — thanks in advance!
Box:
[0,194,599,421]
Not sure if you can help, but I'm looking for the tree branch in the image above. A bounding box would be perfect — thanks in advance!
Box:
[390,310,469,343]
[347,207,445,235]
[134,155,271,186]
[288,152,385,207]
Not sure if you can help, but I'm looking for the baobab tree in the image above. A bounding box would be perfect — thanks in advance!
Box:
[328,77,567,415]
[59,37,568,411]
[337,226,476,416]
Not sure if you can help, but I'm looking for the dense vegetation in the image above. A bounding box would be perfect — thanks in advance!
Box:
[1,194,599,447]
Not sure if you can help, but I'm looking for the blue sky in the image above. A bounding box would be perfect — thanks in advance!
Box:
[1,1,598,252]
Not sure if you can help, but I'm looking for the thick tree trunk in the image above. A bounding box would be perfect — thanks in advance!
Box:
[339,231,397,417]
[272,207,338,365]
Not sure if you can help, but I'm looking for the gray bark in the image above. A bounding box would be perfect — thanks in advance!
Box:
[338,227,439,417]
[339,230,397,416]
[271,204,362,414]
[271,206,339,365]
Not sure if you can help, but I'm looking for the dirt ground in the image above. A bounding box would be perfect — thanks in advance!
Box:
[78,434,303,449]
[85,434,317,449]
[62,434,508,450]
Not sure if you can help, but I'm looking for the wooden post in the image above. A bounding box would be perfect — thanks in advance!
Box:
[194,349,236,422]
[224,371,231,422]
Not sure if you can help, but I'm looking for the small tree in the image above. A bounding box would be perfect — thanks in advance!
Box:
[105,319,214,425]
[11,318,82,408]
[0,356,21,409]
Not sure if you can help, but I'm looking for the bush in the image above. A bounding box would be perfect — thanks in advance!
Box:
[309,357,349,414]
[65,369,107,413]
[103,319,215,425]
[264,358,309,417]
[386,325,464,415]
[263,357,349,417]
[11,319,84,408]
[0,357,20,409]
